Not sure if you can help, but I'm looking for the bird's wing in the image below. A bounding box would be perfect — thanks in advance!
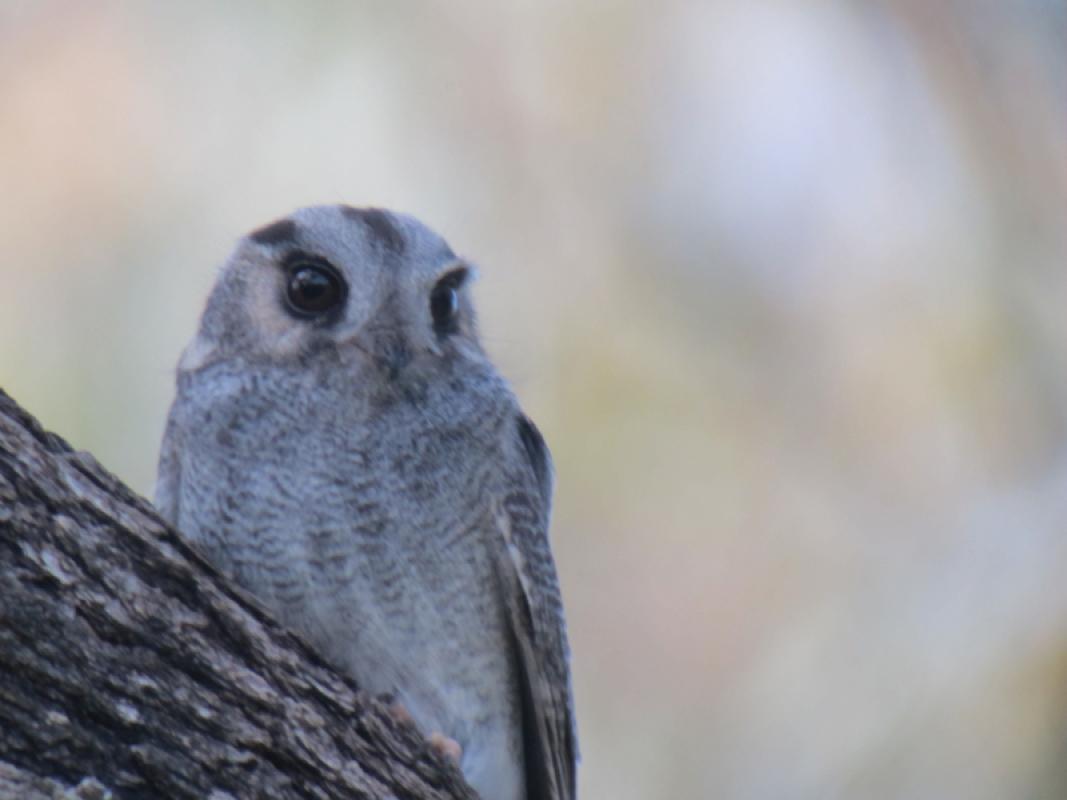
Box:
[492,414,578,800]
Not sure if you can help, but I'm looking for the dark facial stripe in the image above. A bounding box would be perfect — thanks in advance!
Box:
[339,206,407,255]
[249,218,298,246]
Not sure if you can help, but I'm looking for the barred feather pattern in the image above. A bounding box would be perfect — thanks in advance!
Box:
[156,205,577,800]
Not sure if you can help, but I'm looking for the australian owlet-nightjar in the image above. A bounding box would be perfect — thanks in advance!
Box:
[155,205,578,800]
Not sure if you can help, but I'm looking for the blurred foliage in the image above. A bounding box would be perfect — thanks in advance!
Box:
[2,1,1065,797]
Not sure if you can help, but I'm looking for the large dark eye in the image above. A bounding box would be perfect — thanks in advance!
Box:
[430,285,458,330]
[430,267,468,335]
[285,260,346,316]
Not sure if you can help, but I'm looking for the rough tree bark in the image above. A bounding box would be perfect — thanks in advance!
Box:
[0,388,477,800]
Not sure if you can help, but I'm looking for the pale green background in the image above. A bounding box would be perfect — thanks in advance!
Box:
[2,2,1065,797]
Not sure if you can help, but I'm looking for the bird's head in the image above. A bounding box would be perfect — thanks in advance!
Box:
[179,205,484,383]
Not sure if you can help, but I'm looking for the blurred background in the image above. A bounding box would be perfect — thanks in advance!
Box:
[2,2,1065,797]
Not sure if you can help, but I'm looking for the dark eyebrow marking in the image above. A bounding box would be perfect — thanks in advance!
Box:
[249,218,298,246]
[339,205,407,255]
[435,265,470,290]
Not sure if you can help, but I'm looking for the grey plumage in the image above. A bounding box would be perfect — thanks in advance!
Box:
[155,205,577,800]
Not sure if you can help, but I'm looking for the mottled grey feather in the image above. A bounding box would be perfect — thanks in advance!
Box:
[496,415,578,800]
[155,205,577,800]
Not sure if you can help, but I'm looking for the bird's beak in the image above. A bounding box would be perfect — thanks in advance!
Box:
[374,333,413,379]
[339,324,412,379]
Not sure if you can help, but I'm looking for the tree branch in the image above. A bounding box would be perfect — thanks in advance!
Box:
[0,388,477,800]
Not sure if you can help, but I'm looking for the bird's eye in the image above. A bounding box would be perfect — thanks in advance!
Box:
[430,268,467,335]
[430,285,458,331]
[285,260,346,316]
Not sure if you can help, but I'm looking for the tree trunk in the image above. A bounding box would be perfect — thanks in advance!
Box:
[0,388,476,800]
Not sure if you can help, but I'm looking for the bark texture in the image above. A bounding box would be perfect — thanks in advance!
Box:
[0,388,476,800]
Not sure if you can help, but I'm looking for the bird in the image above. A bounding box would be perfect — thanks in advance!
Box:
[154,204,577,800]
